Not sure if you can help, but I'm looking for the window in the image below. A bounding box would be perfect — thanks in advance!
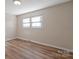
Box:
[23,16,42,28]
[23,18,30,28]
[31,16,42,28]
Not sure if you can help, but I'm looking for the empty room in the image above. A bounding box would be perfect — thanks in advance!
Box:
[5,0,73,59]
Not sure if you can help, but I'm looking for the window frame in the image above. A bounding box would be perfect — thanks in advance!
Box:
[23,18,31,28]
[31,16,42,28]
[22,16,42,28]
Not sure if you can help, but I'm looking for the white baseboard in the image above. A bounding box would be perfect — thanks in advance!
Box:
[6,37,16,42]
[16,36,73,52]
[16,36,29,41]
[31,40,73,52]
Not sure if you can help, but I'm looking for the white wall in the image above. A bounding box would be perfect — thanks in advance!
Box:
[16,1,73,51]
[5,13,17,41]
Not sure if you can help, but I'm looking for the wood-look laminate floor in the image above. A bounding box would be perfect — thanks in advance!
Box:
[6,39,73,59]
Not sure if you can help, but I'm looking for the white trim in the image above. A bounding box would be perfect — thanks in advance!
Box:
[5,37,16,41]
[16,36,73,52]
[30,40,73,52]
[16,36,29,41]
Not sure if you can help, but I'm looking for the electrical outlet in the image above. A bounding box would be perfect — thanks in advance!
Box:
[57,50,63,54]
[58,50,69,54]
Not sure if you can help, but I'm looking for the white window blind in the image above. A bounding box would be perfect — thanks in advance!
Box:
[31,16,42,28]
[23,16,42,28]
[23,18,30,28]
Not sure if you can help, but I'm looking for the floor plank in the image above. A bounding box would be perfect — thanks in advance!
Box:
[6,39,73,59]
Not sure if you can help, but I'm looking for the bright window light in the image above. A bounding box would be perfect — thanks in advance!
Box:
[22,16,42,28]
[23,18,30,28]
[23,23,30,28]
[23,18,30,23]
[31,16,42,28]
[31,16,41,22]
[32,23,41,28]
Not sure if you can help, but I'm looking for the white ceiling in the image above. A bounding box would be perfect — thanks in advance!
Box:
[5,0,72,15]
